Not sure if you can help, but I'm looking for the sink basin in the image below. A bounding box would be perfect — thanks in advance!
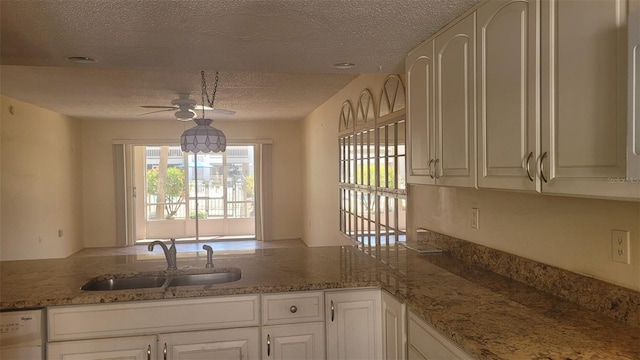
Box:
[168,271,241,287]
[81,270,241,291]
[81,275,167,291]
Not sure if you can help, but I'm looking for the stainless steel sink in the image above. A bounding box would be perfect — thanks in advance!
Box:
[81,270,241,291]
[81,275,167,291]
[167,271,241,287]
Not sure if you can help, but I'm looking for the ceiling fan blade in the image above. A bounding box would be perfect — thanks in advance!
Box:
[211,109,236,116]
[138,108,176,116]
[140,105,178,109]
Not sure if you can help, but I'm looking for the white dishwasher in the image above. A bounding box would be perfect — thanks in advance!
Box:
[0,309,44,360]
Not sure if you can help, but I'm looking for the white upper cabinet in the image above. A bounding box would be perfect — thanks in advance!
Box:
[435,13,478,188]
[407,0,640,200]
[629,0,640,179]
[407,39,436,185]
[406,13,477,188]
[541,0,638,200]
[477,0,539,192]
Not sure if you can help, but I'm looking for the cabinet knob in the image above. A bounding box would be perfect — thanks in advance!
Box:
[290,305,298,313]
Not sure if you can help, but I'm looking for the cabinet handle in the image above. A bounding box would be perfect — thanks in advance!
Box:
[428,159,435,179]
[290,305,297,313]
[267,334,271,357]
[163,342,167,360]
[147,345,151,360]
[525,152,534,182]
[539,152,548,183]
[434,159,440,179]
[331,300,335,322]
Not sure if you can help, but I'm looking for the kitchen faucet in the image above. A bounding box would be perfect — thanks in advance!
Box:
[148,238,177,270]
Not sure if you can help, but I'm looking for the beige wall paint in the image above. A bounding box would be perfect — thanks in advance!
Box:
[81,118,302,248]
[302,74,390,247]
[1,96,83,260]
[408,186,640,291]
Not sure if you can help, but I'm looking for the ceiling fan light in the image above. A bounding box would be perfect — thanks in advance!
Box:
[175,109,195,120]
[180,118,226,153]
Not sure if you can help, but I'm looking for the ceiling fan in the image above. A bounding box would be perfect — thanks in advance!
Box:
[139,92,236,121]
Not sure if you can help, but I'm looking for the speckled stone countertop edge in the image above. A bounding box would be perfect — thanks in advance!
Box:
[409,229,640,327]
[1,246,639,360]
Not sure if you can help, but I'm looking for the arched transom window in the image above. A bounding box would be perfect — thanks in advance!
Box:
[338,75,407,266]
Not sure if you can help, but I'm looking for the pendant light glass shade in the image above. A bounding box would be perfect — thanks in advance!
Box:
[180,118,226,153]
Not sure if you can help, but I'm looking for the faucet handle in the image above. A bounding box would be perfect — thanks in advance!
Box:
[203,245,214,268]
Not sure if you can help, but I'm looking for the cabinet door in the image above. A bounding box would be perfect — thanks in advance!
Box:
[630,0,640,179]
[381,290,406,360]
[263,322,325,360]
[541,0,638,199]
[158,328,259,360]
[477,0,539,192]
[325,289,382,360]
[47,335,155,360]
[435,13,477,188]
[407,39,436,185]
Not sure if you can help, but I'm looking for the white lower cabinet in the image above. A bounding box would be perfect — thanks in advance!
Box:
[325,288,383,360]
[46,290,475,360]
[47,335,156,360]
[262,323,324,360]
[382,290,406,360]
[408,312,472,360]
[46,295,261,360]
[159,328,260,360]
[261,291,325,360]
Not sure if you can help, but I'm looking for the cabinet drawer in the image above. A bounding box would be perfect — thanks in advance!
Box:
[261,291,324,325]
[48,295,260,341]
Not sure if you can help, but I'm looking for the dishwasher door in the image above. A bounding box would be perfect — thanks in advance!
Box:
[0,309,44,360]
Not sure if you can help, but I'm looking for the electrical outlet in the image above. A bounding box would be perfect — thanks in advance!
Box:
[612,230,631,264]
[471,208,479,229]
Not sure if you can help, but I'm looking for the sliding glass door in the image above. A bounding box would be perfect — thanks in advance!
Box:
[138,144,255,242]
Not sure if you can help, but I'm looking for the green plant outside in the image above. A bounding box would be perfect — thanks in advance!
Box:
[147,166,186,219]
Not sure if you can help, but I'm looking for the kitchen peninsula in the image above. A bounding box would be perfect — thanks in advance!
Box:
[1,244,638,359]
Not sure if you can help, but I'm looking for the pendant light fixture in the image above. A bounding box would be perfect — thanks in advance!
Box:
[181,71,226,153]
[180,71,227,243]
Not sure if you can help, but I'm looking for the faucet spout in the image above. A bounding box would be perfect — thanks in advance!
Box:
[148,238,177,270]
[203,245,214,268]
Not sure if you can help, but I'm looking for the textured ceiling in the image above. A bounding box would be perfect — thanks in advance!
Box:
[0,0,479,122]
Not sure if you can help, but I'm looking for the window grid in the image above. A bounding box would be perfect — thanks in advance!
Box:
[338,77,407,268]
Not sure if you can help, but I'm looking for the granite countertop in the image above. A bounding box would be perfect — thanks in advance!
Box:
[1,246,638,359]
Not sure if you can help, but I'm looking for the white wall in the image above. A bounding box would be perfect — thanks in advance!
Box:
[408,186,640,291]
[302,74,640,291]
[81,118,303,248]
[302,74,389,247]
[0,96,83,260]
